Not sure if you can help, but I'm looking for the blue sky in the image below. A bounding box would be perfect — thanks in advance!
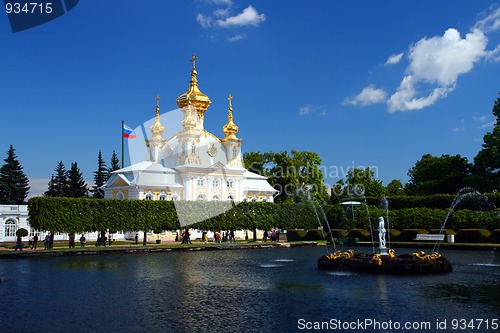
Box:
[1,0,499,197]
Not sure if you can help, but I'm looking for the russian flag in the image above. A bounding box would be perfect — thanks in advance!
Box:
[123,124,136,139]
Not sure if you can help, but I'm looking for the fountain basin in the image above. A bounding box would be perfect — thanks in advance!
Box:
[317,250,453,275]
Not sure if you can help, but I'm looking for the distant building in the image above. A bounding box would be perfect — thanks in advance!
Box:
[103,55,276,202]
[0,205,29,242]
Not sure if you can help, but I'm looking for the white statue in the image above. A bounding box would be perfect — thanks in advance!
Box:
[378,216,386,249]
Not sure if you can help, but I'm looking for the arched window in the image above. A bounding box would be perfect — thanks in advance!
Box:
[159,191,167,200]
[116,191,125,200]
[251,196,258,202]
[197,194,206,201]
[212,195,220,201]
[145,191,154,200]
[5,220,16,237]
[227,194,234,201]
[171,193,180,201]
[262,196,269,202]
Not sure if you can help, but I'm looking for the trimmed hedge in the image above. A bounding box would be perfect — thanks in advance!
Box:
[429,229,456,235]
[393,229,428,242]
[328,229,349,238]
[286,229,307,241]
[304,229,327,241]
[347,229,372,241]
[454,229,492,243]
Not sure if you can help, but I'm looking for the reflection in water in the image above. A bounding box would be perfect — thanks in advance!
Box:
[0,247,498,332]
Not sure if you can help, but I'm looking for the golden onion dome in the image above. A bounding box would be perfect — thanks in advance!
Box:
[150,96,165,141]
[176,54,211,115]
[222,94,241,142]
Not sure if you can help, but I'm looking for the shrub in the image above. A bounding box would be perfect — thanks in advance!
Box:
[16,228,28,237]
[328,229,348,238]
[286,229,307,242]
[394,229,428,242]
[388,229,400,239]
[347,229,372,241]
[429,229,456,235]
[454,229,492,243]
[303,229,326,241]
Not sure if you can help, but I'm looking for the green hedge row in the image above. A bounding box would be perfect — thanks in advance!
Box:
[27,197,499,234]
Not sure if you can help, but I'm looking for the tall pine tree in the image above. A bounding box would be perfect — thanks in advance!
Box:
[92,150,107,198]
[108,150,120,178]
[45,161,69,197]
[67,162,88,197]
[0,145,30,204]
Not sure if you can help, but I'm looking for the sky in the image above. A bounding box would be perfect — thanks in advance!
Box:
[1,0,499,197]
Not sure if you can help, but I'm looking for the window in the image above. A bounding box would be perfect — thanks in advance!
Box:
[182,143,186,155]
[197,178,205,187]
[5,220,16,237]
[233,147,237,158]
[212,195,220,201]
[212,179,220,187]
[145,191,154,200]
[251,196,258,202]
[171,194,180,201]
[197,194,206,201]
[262,196,269,202]
[226,180,233,189]
[159,192,167,200]
[227,194,234,201]
[191,144,196,154]
[116,191,125,200]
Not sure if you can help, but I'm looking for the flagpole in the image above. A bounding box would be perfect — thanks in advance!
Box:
[121,120,124,168]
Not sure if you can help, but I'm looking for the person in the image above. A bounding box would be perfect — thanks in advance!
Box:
[32,234,38,249]
[263,230,269,242]
[28,234,33,249]
[135,233,138,245]
[202,230,208,244]
[44,233,51,249]
[378,216,386,248]
[276,230,280,242]
[13,235,23,251]
[68,234,75,248]
[229,230,235,243]
[96,234,101,247]
[108,234,113,246]
[80,234,86,247]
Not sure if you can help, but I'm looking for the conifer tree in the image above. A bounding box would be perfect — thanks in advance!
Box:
[91,150,107,198]
[108,150,120,178]
[67,162,88,197]
[45,161,69,197]
[0,145,30,204]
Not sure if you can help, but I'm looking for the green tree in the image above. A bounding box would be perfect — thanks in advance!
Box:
[344,167,385,198]
[266,150,328,204]
[243,151,270,176]
[67,162,88,198]
[406,154,471,195]
[386,179,405,196]
[91,150,107,198]
[45,161,69,197]
[108,150,120,178]
[0,145,30,204]
[472,94,500,192]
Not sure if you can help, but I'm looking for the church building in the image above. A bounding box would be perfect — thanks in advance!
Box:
[103,55,277,203]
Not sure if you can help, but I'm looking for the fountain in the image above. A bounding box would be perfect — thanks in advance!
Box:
[317,196,453,275]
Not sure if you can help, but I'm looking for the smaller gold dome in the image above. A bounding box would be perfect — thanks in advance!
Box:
[176,54,211,115]
[150,96,165,141]
[222,94,241,142]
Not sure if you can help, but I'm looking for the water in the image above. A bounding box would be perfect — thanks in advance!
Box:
[0,247,499,333]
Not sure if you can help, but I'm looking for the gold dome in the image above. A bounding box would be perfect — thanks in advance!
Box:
[222,94,241,142]
[150,96,165,141]
[176,54,211,116]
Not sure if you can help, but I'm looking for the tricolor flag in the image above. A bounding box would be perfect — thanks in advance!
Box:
[123,124,136,139]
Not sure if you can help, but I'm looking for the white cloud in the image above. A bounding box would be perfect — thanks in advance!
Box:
[474,115,495,128]
[227,34,246,42]
[452,118,465,132]
[216,6,266,28]
[343,85,387,106]
[299,105,327,116]
[474,6,500,32]
[196,13,213,28]
[388,28,488,112]
[385,53,403,65]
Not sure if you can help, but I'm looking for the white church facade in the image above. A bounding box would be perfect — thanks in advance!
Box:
[103,55,277,203]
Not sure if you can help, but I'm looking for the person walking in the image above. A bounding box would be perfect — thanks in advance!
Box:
[32,234,38,249]
[13,235,23,251]
[79,234,86,247]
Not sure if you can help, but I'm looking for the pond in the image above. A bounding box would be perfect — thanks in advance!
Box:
[0,246,498,332]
